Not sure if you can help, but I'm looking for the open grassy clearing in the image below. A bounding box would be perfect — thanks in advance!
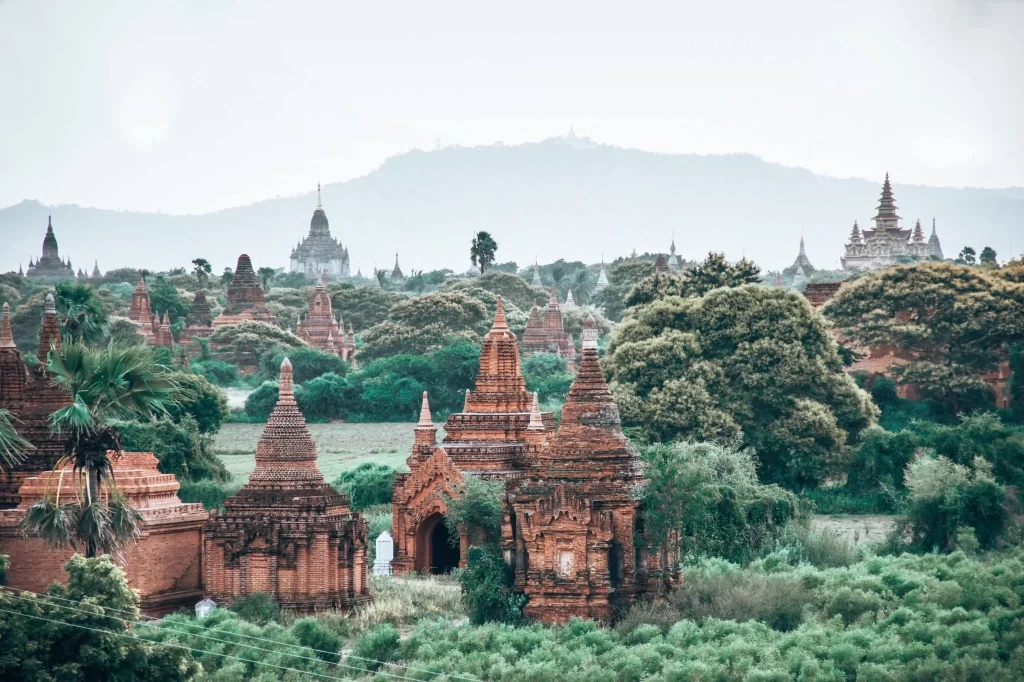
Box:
[214,422,433,482]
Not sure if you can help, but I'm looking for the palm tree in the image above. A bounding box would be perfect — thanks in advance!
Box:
[22,342,188,558]
[0,408,32,470]
[257,267,277,293]
[55,282,108,345]
[192,258,212,286]
[566,269,595,304]
[470,231,498,274]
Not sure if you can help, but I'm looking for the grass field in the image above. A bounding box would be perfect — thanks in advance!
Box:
[214,422,427,482]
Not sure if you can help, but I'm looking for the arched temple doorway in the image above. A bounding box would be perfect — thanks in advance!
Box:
[414,512,460,574]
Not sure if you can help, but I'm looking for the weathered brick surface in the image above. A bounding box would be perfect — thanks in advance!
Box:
[521,287,576,368]
[392,299,672,621]
[212,254,277,327]
[204,358,369,611]
[0,451,209,615]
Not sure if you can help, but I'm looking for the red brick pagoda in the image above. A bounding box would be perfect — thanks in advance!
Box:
[0,452,209,615]
[0,296,72,508]
[127,271,158,344]
[179,290,214,345]
[203,358,370,611]
[296,273,356,362]
[212,254,277,327]
[521,287,576,368]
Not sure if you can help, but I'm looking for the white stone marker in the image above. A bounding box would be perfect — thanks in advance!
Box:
[373,531,394,576]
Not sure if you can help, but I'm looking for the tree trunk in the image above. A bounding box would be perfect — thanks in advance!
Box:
[86,466,100,559]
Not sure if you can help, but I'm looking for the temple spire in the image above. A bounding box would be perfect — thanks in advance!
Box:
[417,392,433,427]
[0,302,15,348]
[548,286,558,307]
[528,392,544,430]
[38,293,61,364]
[490,295,510,332]
[316,182,322,209]
[278,357,295,403]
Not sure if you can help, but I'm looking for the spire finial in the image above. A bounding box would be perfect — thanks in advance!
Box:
[279,357,295,401]
[316,182,322,209]
[463,388,471,412]
[417,392,433,427]
[549,286,558,306]
[490,296,509,331]
[45,293,55,314]
[0,302,15,348]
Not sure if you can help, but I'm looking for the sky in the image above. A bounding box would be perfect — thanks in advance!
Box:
[1,0,1022,215]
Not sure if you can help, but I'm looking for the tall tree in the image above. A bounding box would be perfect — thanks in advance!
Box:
[22,343,187,558]
[191,257,212,285]
[55,282,108,345]
[607,285,876,489]
[470,231,498,274]
[824,262,1024,415]
[623,252,762,309]
[958,246,977,265]
[979,246,998,266]
[256,266,276,293]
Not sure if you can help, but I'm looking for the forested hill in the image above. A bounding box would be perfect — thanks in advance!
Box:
[3,140,1022,275]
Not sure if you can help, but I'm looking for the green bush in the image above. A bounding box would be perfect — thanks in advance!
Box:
[289,618,341,664]
[113,416,229,482]
[166,371,228,433]
[177,479,241,510]
[228,592,280,625]
[244,382,285,421]
[297,372,354,422]
[662,569,814,632]
[189,359,240,387]
[523,352,574,401]
[845,426,919,494]
[443,475,505,547]
[259,345,349,384]
[459,546,527,625]
[351,624,400,671]
[332,463,396,509]
[902,455,1018,552]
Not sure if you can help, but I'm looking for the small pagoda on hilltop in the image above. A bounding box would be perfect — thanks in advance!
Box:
[26,216,75,280]
[842,174,944,271]
[204,358,370,611]
[290,184,351,280]
[213,254,277,327]
[296,272,356,363]
[521,287,576,367]
[0,296,72,508]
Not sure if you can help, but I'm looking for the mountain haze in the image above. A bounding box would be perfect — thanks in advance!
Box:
[3,140,1022,276]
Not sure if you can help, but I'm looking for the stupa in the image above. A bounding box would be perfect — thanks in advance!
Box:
[25,216,75,280]
[296,272,356,362]
[204,358,370,610]
[0,296,71,508]
[521,287,576,366]
[127,271,158,344]
[212,254,277,327]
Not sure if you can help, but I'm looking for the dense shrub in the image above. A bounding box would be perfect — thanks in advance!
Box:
[289,618,341,664]
[113,416,229,482]
[901,455,1018,552]
[244,382,284,421]
[209,320,303,366]
[845,426,919,494]
[351,624,400,671]
[459,547,527,625]
[641,442,801,564]
[444,475,505,547]
[297,372,352,422]
[189,358,240,386]
[259,344,349,384]
[177,478,241,510]
[228,592,281,625]
[166,371,228,433]
[332,463,396,509]
[522,352,574,402]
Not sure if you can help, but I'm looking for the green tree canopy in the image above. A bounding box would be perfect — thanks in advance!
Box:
[327,285,405,330]
[208,320,303,366]
[55,282,109,345]
[624,252,762,309]
[608,285,877,488]
[470,231,498,274]
[442,271,548,312]
[824,262,1024,415]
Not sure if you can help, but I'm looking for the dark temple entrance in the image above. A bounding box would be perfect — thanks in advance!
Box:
[414,512,461,574]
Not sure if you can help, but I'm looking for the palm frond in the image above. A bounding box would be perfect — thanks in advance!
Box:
[0,409,32,470]
[108,496,144,548]
[22,498,81,552]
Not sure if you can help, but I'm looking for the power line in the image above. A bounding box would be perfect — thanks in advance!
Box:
[1,587,477,682]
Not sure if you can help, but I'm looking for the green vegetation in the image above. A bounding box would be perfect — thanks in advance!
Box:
[332,462,396,509]
[470,230,498,273]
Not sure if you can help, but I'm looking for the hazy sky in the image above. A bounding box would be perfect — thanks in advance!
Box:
[1,0,1022,214]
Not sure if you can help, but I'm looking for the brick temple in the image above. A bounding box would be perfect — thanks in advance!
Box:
[0,452,208,615]
[204,358,370,611]
[179,290,214,345]
[212,254,277,327]
[0,296,71,508]
[126,271,173,347]
[392,298,671,622]
[521,287,576,368]
[296,273,356,363]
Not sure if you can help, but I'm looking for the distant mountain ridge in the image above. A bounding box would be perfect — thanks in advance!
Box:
[2,140,1022,276]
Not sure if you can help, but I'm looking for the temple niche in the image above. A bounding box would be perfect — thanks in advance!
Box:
[25,216,75,280]
[842,174,944,271]
[204,358,370,611]
[213,254,277,327]
[290,184,350,280]
[0,297,71,508]
[391,300,673,623]
[295,273,356,363]
[521,288,577,369]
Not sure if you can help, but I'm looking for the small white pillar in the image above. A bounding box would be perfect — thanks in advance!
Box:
[195,597,217,619]
[373,531,394,576]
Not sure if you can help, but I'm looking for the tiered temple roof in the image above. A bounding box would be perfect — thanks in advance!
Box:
[0,296,73,508]
[26,216,75,280]
[521,288,576,366]
[213,254,277,327]
[290,184,350,279]
[296,273,356,362]
[0,451,209,615]
[390,254,405,286]
[204,358,369,610]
